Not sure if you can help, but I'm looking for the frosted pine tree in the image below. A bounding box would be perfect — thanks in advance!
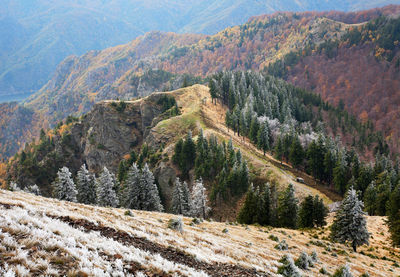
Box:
[330,187,370,252]
[139,164,163,211]
[172,178,191,216]
[123,163,141,209]
[76,164,97,204]
[191,178,210,218]
[25,184,41,196]
[96,167,119,207]
[52,167,77,202]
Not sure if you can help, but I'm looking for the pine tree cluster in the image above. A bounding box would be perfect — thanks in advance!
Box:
[173,130,250,202]
[209,70,400,245]
[237,183,328,229]
[50,163,163,211]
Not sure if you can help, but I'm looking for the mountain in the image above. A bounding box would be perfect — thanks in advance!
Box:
[6,84,340,216]
[1,189,399,276]
[1,1,400,98]
[0,6,399,160]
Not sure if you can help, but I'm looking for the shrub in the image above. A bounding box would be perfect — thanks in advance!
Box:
[269,234,279,242]
[222,228,229,233]
[192,218,202,225]
[319,267,328,275]
[275,240,289,250]
[311,250,318,262]
[295,251,314,270]
[277,255,302,277]
[333,265,353,277]
[168,218,184,233]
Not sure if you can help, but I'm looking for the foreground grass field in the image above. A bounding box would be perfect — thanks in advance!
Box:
[0,190,399,276]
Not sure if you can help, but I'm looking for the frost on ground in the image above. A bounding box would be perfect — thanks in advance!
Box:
[0,190,400,277]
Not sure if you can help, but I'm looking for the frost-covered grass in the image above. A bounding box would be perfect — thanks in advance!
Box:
[1,190,400,277]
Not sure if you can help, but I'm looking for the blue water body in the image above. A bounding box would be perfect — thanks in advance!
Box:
[0,92,32,103]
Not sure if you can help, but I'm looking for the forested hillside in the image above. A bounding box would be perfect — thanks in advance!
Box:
[1,6,400,159]
[3,0,396,98]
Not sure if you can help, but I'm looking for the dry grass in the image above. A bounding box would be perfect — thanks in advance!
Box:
[1,190,399,276]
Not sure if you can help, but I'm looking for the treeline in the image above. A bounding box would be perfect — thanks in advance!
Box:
[11,163,164,211]
[209,70,400,246]
[173,130,250,202]
[238,183,328,229]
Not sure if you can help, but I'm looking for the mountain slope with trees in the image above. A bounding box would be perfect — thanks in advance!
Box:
[1,1,398,98]
[1,6,400,159]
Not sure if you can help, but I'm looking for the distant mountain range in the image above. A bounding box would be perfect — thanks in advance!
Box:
[1,0,400,97]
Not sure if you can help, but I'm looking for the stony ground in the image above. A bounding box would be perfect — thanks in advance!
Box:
[0,190,399,276]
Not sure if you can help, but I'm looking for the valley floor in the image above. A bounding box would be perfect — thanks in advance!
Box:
[0,190,399,276]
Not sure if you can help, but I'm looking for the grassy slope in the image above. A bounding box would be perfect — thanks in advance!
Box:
[1,189,399,276]
[159,85,337,205]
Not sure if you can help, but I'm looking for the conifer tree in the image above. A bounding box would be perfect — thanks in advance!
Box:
[191,178,210,218]
[182,130,197,175]
[313,195,328,227]
[76,164,97,204]
[96,167,119,207]
[387,184,400,246]
[172,178,191,216]
[25,184,41,196]
[270,183,279,226]
[333,155,349,195]
[249,117,259,144]
[275,137,284,164]
[289,136,304,169]
[331,187,370,252]
[52,167,77,202]
[238,184,257,224]
[122,163,141,209]
[139,164,163,211]
[277,184,298,229]
[256,183,272,226]
[257,122,270,155]
[363,182,377,216]
[298,195,314,228]
[209,79,217,104]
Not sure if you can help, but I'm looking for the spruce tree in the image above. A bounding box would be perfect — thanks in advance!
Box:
[191,178,210,218]
[298,195,314,228]
[238,184,257,224]
[363,182,377,216]
[275,137,284,164]
[257,183,272,226]
[387,184,400,246]
[96,167,119,207]
[139,164,163,211]
[76,164,96,204]
[172,178,191,216]
[257,122,270,155]
[277,184,298,229]
[249,117,259,144]
[122,163,141,209]
[209,79,217,104]
[313,195,328,227]
[330,187,370,252]
[52,167,77,202]
[289,136,304,169]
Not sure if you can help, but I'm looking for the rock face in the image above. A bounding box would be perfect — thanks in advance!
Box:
[6,91,179,202]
